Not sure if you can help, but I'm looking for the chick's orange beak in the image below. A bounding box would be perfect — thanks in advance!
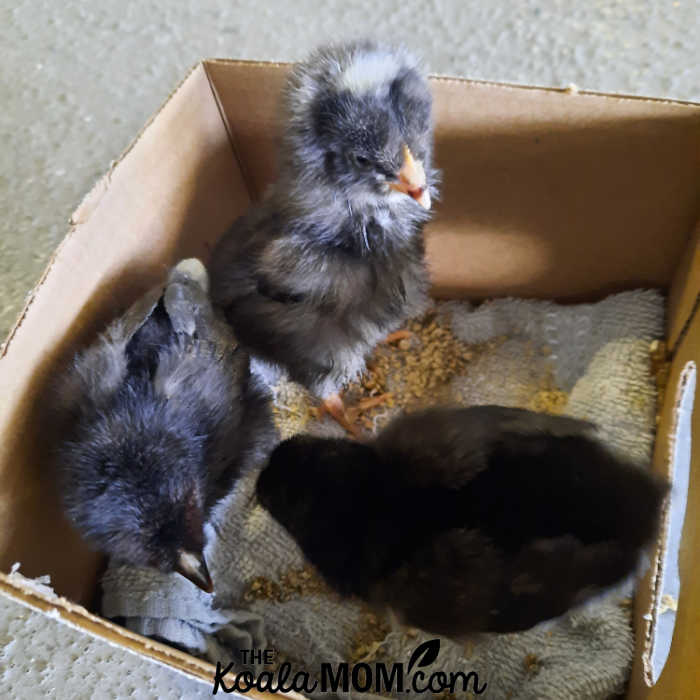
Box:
[389,144,431,210]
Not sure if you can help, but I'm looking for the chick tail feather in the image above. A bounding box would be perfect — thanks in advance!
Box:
[459,433,668,557]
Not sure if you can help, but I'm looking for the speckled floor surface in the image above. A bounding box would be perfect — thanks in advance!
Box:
[0,0,697,696]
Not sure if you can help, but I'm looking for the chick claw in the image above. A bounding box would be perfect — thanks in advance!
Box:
[318,394,362,438]
[318,393,392,438]
[349,394,392,416]
[383,329,413,345]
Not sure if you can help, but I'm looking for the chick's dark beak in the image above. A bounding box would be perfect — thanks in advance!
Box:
[175,549,214,593]
[389,144,431,210]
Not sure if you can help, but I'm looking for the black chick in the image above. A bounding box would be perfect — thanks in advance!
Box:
[257,406,667,635]
[53,259,275,592]
[209,40,438,436]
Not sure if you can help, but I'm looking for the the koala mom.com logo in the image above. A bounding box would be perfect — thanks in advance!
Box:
[213,639,487,695]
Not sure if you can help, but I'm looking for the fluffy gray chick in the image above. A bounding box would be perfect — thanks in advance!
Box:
[209,40,438,434]
[53,259,275,592]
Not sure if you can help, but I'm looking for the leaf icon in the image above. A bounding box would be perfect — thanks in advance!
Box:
[407,639,441,674]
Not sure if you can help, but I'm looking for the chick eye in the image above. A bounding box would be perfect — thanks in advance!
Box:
[352,154,371,168]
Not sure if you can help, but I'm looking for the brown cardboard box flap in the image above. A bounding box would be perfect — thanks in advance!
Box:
[630,313,700,699]
[668,220,700,352]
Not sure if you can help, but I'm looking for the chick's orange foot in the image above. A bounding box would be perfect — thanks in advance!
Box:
[318,393,361,438]
[318,392,392,438]
[383,329,413,344]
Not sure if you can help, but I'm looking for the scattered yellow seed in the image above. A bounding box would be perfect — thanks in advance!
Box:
[350,609,391,665]
[244,565,334,604]
[649,338,670,425]
[270,308,570,437]
[524,653,540,674]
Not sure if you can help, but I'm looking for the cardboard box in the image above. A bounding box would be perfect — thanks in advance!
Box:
[0,60,698,697]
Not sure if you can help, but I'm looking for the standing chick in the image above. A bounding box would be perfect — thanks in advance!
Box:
[53,259,275,592]
[209,40,439,435]
[257,406,667,635]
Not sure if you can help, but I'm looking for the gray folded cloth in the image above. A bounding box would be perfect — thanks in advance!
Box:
[102,289,663,700]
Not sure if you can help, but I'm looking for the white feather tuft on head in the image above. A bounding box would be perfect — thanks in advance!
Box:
[337,48,406,94]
